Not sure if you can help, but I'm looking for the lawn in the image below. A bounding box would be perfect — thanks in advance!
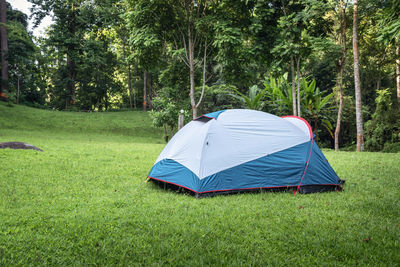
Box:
[0,102,399,266]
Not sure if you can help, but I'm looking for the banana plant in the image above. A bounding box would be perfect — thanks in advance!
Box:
[263,73,294,115]
[302,78,334,140]
[263,75,334,141]
[232,85,268,110]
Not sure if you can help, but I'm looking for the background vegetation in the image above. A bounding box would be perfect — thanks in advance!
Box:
[0,0,399,151]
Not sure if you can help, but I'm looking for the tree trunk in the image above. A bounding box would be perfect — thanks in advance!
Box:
[188,27,197,119]
[290,56,297,116]
[143,71,147,111]
[17,76,20,104]
[128,63,133,110]
[170,125,174,139]
[66,2,76,107]
[66,53,76,106]
[163,124,168,143]
[0,0,9,96]
[334,69,344,151]
[129,46,136,109]
[296,57,301,117]
[396,41,400,101]
[104,90,108,111]
[123,44,133,110]
[377,77,381,91]
[334,0,346,151]
[353,0,364,152]
[195,40,208,111]
[148,72,153,109]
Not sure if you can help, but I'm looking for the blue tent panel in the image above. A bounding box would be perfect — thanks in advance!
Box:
[302,140,340,186]
[198,141,310,192]
[148,141,337,193]
[201,110,226,119]
[148,159,199,192]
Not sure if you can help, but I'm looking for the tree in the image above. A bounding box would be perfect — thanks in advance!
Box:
[334,0,347,151]
[30,0,87,109]
[377,0,400,101]
[125,0,165,111]
[0,0,8,99]
[171,0,213,119]
[364,89,400,151]
[30,0,123,110]
[352,0,364,151]
[6,4,42,105]
[272,0,316,117]
[150,96,179,142]
[127,0,217,118]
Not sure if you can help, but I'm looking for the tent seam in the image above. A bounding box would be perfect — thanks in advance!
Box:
[294,138,314,195]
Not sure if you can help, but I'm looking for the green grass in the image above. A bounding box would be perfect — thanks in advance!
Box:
[0,102,399,266]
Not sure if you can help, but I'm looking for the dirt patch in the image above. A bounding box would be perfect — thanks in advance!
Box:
[0,142,43,152]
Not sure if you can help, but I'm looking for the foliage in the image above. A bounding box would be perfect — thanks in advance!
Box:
[29,0,123,110]
[149,96,179,142]
[5,0,400,149]
[264,75,334,139]
[263,73,293,115]
[377,0,400,44]
[365,89,400,151]
[197,84,242,114]
[232,85,268,110]
[4,4,44,105]
[302,78,334,139]
[0,102,399,265]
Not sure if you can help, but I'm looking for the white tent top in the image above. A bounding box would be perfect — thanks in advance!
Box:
[156,109,312,179]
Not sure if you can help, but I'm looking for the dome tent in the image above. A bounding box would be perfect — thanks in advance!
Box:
[148,109,342,197]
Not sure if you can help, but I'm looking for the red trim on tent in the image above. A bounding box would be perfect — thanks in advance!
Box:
[293,138,314,195]
[281,115,313,139]
[198,185,295,194]
[147,176,340,194]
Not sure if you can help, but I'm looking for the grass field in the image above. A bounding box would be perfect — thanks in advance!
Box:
[0,102,399,266]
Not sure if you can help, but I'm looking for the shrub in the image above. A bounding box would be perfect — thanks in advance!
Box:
[365,89,400,151]
[196,84,242,114]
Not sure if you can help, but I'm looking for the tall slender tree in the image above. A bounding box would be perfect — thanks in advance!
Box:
[352,0,364,151]
[334,0,347,151]
[143,71,147,111]
[397,40,400,100]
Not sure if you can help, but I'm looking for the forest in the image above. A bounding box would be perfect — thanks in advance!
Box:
[0,0,399,151]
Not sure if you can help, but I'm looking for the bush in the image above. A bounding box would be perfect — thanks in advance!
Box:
[382,142,400,153]
[196,84,242,114]
[365,89,400,151]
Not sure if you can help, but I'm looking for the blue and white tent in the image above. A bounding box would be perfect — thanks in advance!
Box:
[148,109,341,197]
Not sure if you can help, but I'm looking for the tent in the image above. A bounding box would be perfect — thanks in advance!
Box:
[148,109,342,197]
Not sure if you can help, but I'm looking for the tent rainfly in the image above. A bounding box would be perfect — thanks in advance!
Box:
[148,109,342,197]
